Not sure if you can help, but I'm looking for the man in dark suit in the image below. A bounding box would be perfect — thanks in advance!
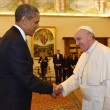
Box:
[53,49,63,84]
[0,4,57,110]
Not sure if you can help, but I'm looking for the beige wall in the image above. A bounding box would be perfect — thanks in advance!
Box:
[0,15,110,55]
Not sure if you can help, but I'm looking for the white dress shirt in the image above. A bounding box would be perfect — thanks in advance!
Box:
[14,24,26,41]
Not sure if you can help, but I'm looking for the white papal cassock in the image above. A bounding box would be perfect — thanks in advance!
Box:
[61,40,110,110]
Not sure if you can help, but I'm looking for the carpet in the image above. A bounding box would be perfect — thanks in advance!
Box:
[31,88,82,110]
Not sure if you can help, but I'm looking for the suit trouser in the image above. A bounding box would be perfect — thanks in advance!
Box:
[55,67,62,84]
[41,67,47,80]
[63,69,68,81]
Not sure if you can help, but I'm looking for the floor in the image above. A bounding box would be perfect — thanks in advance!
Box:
[31,88,82,110]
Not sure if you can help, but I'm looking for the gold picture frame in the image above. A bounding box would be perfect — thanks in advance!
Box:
[32,26,56,59]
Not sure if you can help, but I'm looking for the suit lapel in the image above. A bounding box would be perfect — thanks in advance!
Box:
[12,26,33,65]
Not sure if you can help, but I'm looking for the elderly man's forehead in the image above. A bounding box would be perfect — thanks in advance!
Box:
[74,30,89,40]
[74,29,85,36]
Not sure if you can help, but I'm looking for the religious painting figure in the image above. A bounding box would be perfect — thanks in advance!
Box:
[94,0,107,13]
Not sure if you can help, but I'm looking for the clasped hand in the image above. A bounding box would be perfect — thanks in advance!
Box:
[51,84,63,98]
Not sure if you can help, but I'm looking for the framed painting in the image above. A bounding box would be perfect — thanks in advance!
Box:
[32,26,56,59]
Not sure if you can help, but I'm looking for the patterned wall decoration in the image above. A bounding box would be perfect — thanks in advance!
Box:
[0,0,110,16]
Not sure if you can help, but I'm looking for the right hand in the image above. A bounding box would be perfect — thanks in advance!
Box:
[51,84,63,98]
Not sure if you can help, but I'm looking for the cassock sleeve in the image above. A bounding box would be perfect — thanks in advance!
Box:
[101,49,110,109]
[61,74,80,97]
[103,80,110,110]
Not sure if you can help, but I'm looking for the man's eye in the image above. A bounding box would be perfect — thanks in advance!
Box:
[35,21,39,24]
[76,38,81,41]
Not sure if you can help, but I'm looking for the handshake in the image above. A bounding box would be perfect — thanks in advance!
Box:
[51,84,63,98]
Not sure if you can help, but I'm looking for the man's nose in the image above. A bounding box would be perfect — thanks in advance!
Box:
[75,41,79,46]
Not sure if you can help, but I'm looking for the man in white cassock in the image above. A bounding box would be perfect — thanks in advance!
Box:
[55,26,110,110]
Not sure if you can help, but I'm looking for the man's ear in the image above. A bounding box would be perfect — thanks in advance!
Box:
[21,16,27,25]
[88,33,93,40]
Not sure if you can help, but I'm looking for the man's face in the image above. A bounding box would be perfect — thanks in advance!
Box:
[74,30,91,52]
[57,50,60,54]
[24,12,40,36]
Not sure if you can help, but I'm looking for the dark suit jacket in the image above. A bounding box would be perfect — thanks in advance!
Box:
[0,26,53,110]
[53,53,63,68]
